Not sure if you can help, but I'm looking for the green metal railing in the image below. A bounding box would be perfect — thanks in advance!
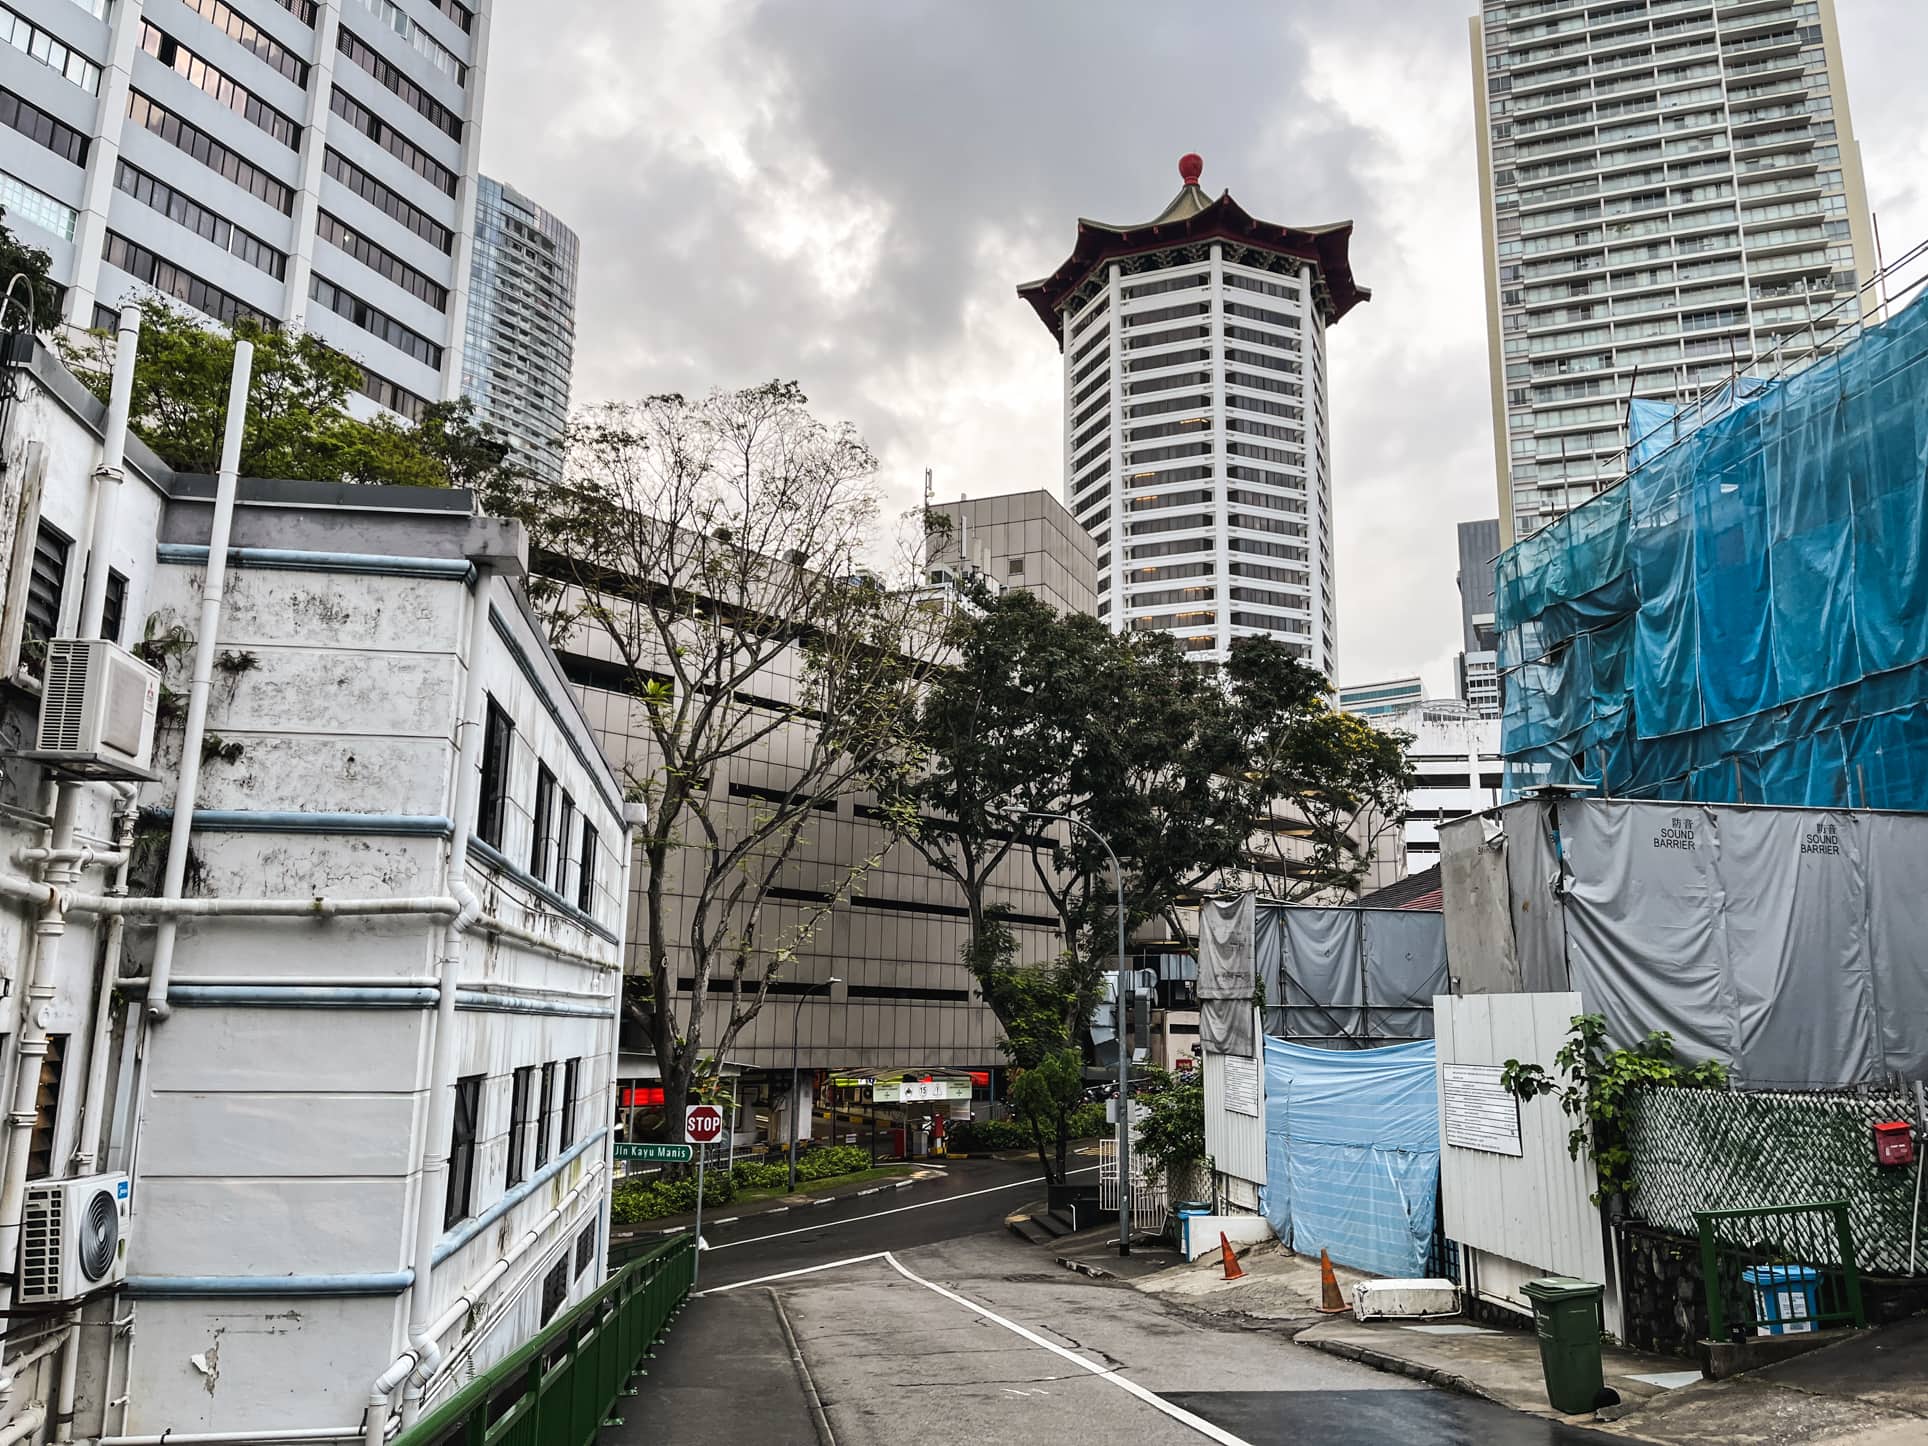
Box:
[1697,1201,1864,1342]
[395,1232,695,1446]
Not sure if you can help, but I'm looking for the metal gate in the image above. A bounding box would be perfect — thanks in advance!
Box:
[1098,1130,1167,1236]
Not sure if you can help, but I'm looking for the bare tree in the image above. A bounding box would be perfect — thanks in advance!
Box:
[524,382,936,1130]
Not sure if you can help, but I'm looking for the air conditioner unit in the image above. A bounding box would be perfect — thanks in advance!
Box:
[26,638,161,780]
[18,1172,131,1304]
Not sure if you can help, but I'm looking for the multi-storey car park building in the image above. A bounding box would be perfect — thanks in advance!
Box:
[1472,0,1879,546]
[0,0,490,419]
[1018,154,1368,673]
[462,174,578,482]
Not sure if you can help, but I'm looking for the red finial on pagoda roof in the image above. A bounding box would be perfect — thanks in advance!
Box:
[1178,153,1203,186]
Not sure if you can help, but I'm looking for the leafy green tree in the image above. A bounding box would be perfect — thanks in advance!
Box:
[58,298,520,493]
[0,213,59,333]
[1134,1067,1206,1188]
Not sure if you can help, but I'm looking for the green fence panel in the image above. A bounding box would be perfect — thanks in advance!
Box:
[1696,1201,1865,1341]
[395,1232,696,1446]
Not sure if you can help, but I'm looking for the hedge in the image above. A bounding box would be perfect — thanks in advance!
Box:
[610,1144,885,1224]
[946,1103,1108,1155]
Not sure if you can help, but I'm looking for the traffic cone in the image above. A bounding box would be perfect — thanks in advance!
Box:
[1219,1232,1244,1281]
[1316,1248,1348,1314]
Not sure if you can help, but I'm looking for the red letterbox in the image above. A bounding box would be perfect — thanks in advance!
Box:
[1873,1121,1916,1168]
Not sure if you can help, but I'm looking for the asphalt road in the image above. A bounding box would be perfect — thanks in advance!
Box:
[604,1158,1613,1446]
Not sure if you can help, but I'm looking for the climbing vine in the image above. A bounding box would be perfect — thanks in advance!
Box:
[1501,1013,1728,1205]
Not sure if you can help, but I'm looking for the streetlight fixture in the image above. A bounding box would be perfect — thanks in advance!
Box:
[788,976,840,1192]
[1010,808,1133,1257]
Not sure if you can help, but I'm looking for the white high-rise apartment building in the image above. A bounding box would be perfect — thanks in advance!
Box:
[1472,0,1879,546]
[0,0,491,418]
[1019,155,1368,672]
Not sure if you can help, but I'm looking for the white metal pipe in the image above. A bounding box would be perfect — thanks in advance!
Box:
[118,976,442,991]
[77,304,141,638]
[0,786,79,1330]
[75,796,137,1176]
[53,1309,79,1442]
[398,571,496,1427]
[0,875,461,920]
[0,1404,46,1446]
[146,339,253,1022]
[471,911,618,971]
[0,1323,71,1402]
[13,847,127,869]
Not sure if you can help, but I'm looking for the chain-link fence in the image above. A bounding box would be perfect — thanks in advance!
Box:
[1627,1086,1924,1276]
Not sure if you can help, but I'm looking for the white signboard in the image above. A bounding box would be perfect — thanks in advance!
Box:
[1441,1064,1523,1157]
[1222,1054,1260,1117]
[873,1079,972,1103]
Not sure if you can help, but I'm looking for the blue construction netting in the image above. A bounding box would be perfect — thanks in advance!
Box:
[1496,287,1928,806]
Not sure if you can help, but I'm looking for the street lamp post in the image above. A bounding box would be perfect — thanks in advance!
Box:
[1014,809,1132,1257]
[788,977,840,1192]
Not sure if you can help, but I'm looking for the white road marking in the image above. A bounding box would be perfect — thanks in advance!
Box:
[881,1250,1257,1446]
[706,1166,1100,1252]
[695,1253,890,1296]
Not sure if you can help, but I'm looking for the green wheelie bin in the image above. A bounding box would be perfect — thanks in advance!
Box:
[1521,1276,1606,1414]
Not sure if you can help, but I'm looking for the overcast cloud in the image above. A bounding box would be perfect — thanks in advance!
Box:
[480,1,1928,697]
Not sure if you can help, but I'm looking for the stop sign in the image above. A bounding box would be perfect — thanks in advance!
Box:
[684,1105,724,1145]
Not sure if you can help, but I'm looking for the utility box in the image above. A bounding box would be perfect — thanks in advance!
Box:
[1873,1120,1916,1168]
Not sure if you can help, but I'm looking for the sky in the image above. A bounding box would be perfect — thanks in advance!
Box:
[480,1,1928,699]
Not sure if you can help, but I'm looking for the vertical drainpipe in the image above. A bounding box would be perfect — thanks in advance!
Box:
[602,803,648,1272]
[144,341,254,1023]
[77,306,141,637]
[396,566,497,1428]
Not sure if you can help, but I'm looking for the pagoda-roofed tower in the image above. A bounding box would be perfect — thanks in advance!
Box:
[1018,154,1368,673]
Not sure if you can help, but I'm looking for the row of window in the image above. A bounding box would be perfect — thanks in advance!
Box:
[323,146,454,254]
[445,1056,584,1230]
[127,90,294,213]
[354,363,430,422]
[1,3,101,93]
[0,85,88,167]
[478,696,600,916]
[116,160,288,279]
[104,230,272,329]
[353,0,467,85]
[310,272,443,368]
[317,210,448,309]
[0,168,76,242]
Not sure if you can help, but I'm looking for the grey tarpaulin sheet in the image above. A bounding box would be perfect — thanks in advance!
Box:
[1248,899,1448,1045]
[1199,892,1255,1056]
[1443,798,1928,1084]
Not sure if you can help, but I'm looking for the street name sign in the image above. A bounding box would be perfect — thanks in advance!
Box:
[613,1142,692,1163]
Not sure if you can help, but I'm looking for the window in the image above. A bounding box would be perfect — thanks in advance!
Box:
[539,1256,568,1324]
[0,6,101,93]
[573,1222,596,1277]
[477,697,512,848]
[505,1064,534,1187]
[529,764,555,884]
[104,232,274,330]
[442,1074,481,1228]
[337,27,463,138]
[101,570,126,644]
[22,521,69,671]
[25,1034,67,1180]
[116,161,288,279]
[328,86,457,195]
[354,365,429,422]
[316,210,449,309]
[138,24,299,147]
[554,792,575,903]
[559,1058,580,1149]
[535,1062,557,1169]
[575,819,596,914]
[175,0,310,85]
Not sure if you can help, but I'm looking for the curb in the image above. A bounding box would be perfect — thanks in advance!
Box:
[1294,1332,1509,1409]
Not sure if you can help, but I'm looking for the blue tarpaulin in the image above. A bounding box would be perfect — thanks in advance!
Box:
[1261,1037,1440,1279]
[1495,289,1928,805]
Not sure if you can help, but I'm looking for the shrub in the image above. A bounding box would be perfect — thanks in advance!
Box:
[731,1160,790,1190]
[608,1169,735,1225]
[947,1105,1110,1156]
[797,1144,870,1181]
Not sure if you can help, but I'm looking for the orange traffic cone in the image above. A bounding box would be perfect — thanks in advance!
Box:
[1316,1248,1348,1314]
[1219,1232,1245,1281]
